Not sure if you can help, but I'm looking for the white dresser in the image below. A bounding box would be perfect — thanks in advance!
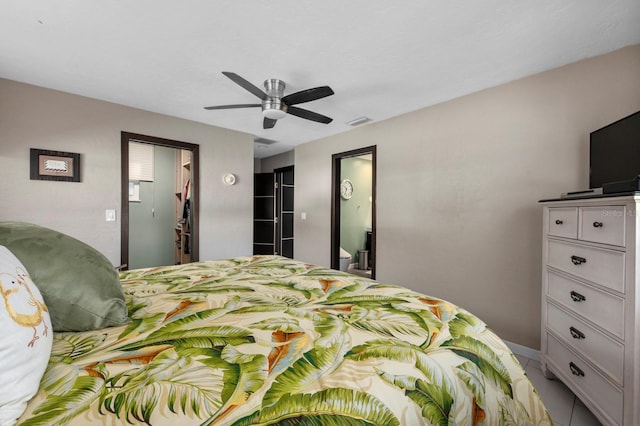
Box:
[540,195,640,426]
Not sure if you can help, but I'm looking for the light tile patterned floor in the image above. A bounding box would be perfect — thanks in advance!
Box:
[515,355,602,426]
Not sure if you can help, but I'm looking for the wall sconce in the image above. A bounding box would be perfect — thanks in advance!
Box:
[223,173,237,185]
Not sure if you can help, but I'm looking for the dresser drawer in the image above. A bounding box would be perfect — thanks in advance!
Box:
[546,302,623,384]
[547,271,624,338]
[579,206,626,247]
[547,240,625,293]
[546,334,623,425]
[548,207,578,239]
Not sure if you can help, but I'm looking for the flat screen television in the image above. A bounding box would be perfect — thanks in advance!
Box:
[589,111,640,189]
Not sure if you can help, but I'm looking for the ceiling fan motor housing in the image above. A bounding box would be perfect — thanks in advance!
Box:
[262,79,287,119]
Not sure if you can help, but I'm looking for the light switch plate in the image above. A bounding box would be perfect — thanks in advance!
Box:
[105,209,117,222]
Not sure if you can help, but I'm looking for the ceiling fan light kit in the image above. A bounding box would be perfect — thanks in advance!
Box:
[262,98,287,120]
[205,72,334,129]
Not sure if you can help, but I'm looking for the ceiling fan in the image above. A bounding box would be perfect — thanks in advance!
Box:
[204,72,334,129]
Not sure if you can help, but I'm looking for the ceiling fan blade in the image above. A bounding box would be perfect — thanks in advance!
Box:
[204,103,261,110]
[287,106,333,124]
[222,71,267,100]
[263,117,277,129]
[282,86,334,105]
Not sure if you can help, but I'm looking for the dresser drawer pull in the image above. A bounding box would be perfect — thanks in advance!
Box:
[555,219,563,225]
[569,362,585,377]
[570,290,586,302]
[592,221,603,228]
[571,255,587,265]
[569,326,585,339]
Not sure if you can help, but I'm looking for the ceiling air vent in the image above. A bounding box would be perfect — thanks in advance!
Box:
[346,116,372,126]
[254,137,278,146]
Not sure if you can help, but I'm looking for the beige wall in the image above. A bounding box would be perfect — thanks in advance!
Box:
[0,78,254,265]
[258,150,295,173]
[295,45,640,349]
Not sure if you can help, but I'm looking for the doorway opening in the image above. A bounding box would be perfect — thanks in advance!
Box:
[120,132,199,270]
[331,146,376,279]
[253,166,294,258]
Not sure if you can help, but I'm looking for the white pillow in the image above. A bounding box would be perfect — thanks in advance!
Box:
[0,246,53,426]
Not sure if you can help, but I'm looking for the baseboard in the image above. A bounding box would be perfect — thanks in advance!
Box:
[504,340,540,362]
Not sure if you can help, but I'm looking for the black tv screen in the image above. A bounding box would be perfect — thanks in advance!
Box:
[589,111,640,189]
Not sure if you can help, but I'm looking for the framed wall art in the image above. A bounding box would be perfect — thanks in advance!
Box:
[30,148,81,182]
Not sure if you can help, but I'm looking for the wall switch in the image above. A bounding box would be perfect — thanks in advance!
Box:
[105,209,117,222]
[301,212,307,220]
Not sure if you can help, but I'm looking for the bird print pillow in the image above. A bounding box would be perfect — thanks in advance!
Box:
[0,245,53,426]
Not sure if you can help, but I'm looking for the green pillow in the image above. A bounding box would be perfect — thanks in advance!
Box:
[0,222,130,331]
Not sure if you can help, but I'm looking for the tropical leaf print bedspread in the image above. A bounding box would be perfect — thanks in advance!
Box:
[18,255,551,425]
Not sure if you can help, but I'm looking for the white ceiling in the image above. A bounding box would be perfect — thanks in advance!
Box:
[1,1,639,158]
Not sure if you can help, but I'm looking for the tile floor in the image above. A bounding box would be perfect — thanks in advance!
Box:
[346,264,372,278]
[515,354,602,426]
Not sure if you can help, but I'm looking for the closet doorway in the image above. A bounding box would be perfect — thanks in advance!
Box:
[253,166,294,258]
[331,146,376,279]
[120,132,199,270]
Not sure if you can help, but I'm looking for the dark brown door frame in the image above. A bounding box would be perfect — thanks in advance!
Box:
[331,146,376,279]
[120,131,200,269]
[274,165,294,258]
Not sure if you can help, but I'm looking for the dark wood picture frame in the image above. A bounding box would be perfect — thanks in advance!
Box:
[30,148,81,182]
